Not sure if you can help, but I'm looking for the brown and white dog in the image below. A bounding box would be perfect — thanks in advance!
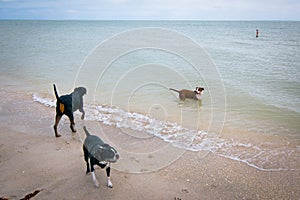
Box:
[170,87,204,100]
[53,84,87,137]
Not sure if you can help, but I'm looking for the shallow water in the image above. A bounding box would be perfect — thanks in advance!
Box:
[1,20,300,171]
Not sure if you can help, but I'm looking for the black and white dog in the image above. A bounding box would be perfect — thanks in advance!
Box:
[83,126,119,188]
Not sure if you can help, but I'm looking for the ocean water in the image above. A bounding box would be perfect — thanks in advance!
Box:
[1,20,300,171]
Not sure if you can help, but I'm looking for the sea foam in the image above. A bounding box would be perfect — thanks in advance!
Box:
[33,94,299,171]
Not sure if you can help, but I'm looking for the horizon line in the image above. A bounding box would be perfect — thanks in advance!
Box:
[0,18,299,22]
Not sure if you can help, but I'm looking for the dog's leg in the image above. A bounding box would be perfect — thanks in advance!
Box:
[79,107,85,120]
[106,163,113,188]
[68,114,76,132]
[79,96,85,120]
[54,114,62,137]
[90,158,99,187]
[179,92,186,101]
[83,146,90,174]
[91,171,100,188]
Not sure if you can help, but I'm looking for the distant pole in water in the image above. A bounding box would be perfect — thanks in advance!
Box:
[256,29,259,38]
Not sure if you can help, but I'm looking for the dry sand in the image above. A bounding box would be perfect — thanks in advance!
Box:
[0,88,299,200]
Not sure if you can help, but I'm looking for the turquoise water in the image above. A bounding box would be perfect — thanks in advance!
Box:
[1,20,299,170]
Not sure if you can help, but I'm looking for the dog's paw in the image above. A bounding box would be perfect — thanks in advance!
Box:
[71,125,77,132]
[107,178,113,188]
[107,182,113,188]
[94,180,100,188]
[91,172,99,188]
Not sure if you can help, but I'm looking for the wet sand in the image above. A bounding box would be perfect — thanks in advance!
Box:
[0,88,299,200]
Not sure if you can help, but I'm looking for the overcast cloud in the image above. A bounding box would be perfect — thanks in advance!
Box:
[0,0,299,20]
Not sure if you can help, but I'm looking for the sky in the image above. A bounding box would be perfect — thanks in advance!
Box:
[0,0,299,20]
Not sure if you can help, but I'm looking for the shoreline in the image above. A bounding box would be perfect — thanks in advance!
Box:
[31,90,300,172]
[0,87,299,199]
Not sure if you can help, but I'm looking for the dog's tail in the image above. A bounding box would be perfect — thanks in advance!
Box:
[83,126,90,137]
[169,88,180,93]
[53,84,60,101]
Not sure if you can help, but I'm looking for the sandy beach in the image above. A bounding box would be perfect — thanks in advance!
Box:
[0,87,299,200]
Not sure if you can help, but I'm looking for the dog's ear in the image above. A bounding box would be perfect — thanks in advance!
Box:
[93,147,104,161]
[97,146,105,152]
[196,87,204,91]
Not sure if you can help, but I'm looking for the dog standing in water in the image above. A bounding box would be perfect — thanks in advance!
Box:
[170,87,204,100]
[53,84,87,137]
[83,126,119,188]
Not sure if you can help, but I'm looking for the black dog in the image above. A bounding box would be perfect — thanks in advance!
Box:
[83,126,119,188]
[53,84,87,137]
